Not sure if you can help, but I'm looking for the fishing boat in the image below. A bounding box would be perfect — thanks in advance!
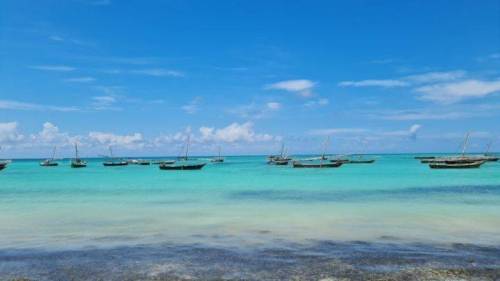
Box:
[292,137,342,168]
[429,161,485,169]
[347,158,376,164]
[136,159,151,165]
[103,147,128,166]
[40,146,59,167]
[427,133,486,168]
[159,162,206,170]
[414,156,436,160]
[71,144,87,168]
[268,143,291,165]
[293,161,343,168]
[160,134,206,171]
[0,147,11,171]
[152,159,176,165]
[211,146,224,163]
[480,142,499,161]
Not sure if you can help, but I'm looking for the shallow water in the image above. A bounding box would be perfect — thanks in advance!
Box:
[1,155,499,251]
[1,155,500,279]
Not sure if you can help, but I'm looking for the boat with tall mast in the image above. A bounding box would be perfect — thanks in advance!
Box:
[160,134,206,170]
[428,133,485,168]
[0,146,10,171]
[40,146,59,167]
[71,143,87,168]
[103,146,128,166]
[293,137,343,168]
[211,146,224,163]
[268,143,290,165]
[481,141,499,162]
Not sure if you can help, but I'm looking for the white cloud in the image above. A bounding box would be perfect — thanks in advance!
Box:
[339,79,409,88]
[415,79,500,104]
[338,71,465,88]
[199,122,276,143]
[383,124,422,140]
[0,122,24,144]
[64,77,96,83]
[132,68,184,77]
[0,100,80,112]
[91,95,121,110]
[266,79,316,97]
[29,65,75,72]
[88,132,144,149]
[182,97,202,114]
[30,122,80,147]
[405,71,466,83]
[304,98,329,107]
[266,102,282,110]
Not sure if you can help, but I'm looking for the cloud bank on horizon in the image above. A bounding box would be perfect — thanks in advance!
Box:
[1,1,499,156]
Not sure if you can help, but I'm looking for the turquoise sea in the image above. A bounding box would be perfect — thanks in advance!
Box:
[1,155,500,280]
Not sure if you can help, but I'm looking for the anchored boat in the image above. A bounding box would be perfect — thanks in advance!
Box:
[160,134,206,171]
[429,161,485,169]
[71,144,87,168]
[211,146,224,163]
[40,146,59,167]
[103,147,128,166]
[293,161,343,168]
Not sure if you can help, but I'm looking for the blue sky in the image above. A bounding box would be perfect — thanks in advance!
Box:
[1,0,500,157]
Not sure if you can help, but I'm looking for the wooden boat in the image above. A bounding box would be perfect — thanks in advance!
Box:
[293,161,342,168]
[481,155,499,162]
[414,156,436,160]
[137,159,151,165]
[268,143,291,165]
[211,146,224,163]
[429,161,485,169]
[152,160,176,165]
[103,147,128,166]
[40,146,59,167]
[0,147,10,171]
[348,159,376,164]
[160,134,207,171]
[423,133,487,164]
[159,162,206,170]
[0,161,8,171]
[71,143,87,168]
[40,159,58,167]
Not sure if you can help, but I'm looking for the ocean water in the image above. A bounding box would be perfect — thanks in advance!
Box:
[1,154,499,251]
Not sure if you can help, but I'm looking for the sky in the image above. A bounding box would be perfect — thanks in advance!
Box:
[1,0,500,158]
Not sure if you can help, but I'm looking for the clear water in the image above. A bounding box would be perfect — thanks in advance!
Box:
[1,155,499,250]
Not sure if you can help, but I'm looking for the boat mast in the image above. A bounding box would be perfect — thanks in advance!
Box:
[485,141,493,155]
[51,146,57,160]
[74,143,79,160]
[184,134,190,160]
[461,132,470,157]
[321,137,330,161]
[109,146,114,159]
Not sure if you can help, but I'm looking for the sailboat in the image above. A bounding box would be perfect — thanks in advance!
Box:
[428,133,485,169]
[0,146,10,171]
[71,143,87,168]
[160,134,206,170]
[40,146,59,167]
[481,141,499,162]
[103,146,128,166]
[268,143,291,165]
[211,146,224,163]
[293,137,343,168]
